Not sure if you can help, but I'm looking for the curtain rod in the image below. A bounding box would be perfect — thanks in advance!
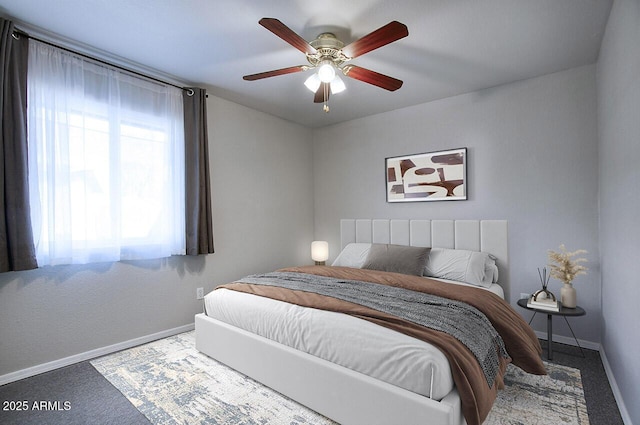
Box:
[13,30,196,96]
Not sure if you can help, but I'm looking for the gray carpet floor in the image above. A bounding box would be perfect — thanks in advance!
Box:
[538,340,624,425]
[0,340,625,425]
[0,361,149,425]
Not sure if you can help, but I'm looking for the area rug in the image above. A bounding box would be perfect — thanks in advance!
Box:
[91,331,588,425]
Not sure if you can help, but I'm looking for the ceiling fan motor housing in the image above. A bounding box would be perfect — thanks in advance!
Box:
[307,33,348,69]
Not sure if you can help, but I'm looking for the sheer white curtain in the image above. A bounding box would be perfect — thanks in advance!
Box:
[27,40,185,265]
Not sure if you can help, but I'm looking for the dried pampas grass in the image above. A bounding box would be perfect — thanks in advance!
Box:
[547,244,588,285]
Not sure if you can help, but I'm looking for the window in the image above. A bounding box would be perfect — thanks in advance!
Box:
[27,40,185,265]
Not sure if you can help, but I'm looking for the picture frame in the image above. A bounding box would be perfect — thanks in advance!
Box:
[385,148,467,202]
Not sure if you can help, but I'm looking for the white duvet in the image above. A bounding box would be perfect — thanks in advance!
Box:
[204,277,503,401]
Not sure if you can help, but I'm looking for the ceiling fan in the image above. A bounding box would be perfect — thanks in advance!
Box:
[243,18,409,112]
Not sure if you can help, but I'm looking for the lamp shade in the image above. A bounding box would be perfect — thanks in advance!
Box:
[311,241,329,264]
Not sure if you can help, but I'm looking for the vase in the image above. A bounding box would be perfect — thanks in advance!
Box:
[561,282,577,308]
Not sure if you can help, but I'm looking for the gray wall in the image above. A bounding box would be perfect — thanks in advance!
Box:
[597,0,640,423]
[313,64,602,345]
[0,95,313,379]
[207,97,314,282]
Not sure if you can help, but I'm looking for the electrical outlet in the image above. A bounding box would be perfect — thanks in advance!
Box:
[196,287,204,300]
[520,293,530,300]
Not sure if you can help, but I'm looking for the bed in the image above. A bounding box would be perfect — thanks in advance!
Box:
[195,219,545,425]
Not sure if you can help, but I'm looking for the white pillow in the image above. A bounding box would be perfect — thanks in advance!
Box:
[485,261,499,284]
[424,248,497,288]
[331,243,371,268]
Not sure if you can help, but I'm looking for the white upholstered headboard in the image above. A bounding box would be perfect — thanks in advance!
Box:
[340,219,510,300]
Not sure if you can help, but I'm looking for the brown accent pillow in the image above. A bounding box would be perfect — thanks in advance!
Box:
[362,244,431,276]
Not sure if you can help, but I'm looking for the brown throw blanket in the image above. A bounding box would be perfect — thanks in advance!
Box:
[218,265,545,425]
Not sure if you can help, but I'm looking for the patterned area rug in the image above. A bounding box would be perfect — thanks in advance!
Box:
[485,360,589,425]
[91,331,588,425]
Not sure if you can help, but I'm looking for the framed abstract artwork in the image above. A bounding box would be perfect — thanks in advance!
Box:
[386,148,467,202]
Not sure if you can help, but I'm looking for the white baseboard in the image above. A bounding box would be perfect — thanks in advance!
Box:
[0,323,194,386]
[533,330,600,351]
[599,347,633,425]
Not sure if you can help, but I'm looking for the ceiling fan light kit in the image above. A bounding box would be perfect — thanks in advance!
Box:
[243,18,408,113]
[304,73,345,94]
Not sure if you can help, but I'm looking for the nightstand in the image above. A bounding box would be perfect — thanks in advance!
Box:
[517,298,586,360]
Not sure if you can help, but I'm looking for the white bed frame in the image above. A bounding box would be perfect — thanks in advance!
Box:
[196,219,508,425]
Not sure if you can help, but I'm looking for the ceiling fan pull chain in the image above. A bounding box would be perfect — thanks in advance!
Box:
[322,84,329,114]
[323,83,330,112]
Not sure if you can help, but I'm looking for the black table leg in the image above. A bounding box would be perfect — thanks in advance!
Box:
[564,316,586,358]
[547,313,553,360]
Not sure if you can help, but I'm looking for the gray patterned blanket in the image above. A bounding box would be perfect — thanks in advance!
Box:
[238,271,508,387]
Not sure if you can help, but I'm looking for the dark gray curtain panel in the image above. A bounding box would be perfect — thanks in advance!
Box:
[183,88,214,255]
[0,19,37,272]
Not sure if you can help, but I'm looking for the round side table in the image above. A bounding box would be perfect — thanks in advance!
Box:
[517,298,586,360]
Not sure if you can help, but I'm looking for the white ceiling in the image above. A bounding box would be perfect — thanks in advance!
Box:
[0,0,612,128]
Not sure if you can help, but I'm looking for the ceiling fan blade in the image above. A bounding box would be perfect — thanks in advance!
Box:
[243,65,307,81]
[259,18,317,55]
[342,65,403,91]
[314,83,329,103]
[341,21,408,59]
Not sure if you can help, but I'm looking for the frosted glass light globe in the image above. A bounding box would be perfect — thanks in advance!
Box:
[317,62,336,83]
[304,74,321,92]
